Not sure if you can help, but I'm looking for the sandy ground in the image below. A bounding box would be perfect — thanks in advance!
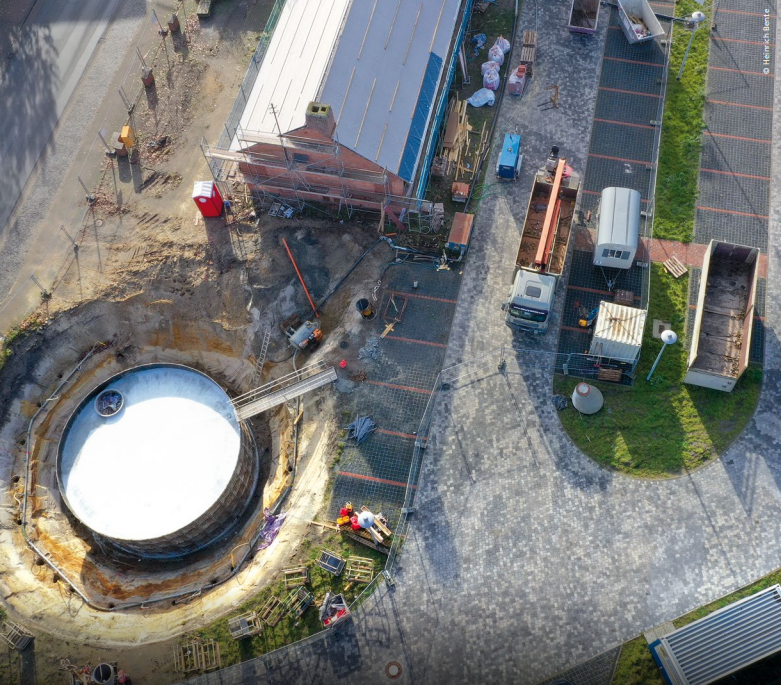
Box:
[0,1,391,682]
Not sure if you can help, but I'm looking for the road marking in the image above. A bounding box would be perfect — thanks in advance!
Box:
[707,99,773,111]
[705,131,771,144]
[713,36,775,47]
[594,118,656,130]
[338,471,411,488]
[701,168,770,181]
[366,380,431,395]
[567,284,640,300]
[588,153,653,165]
[716,8,776,17]
[392,290,457,304]
[709,65,774,77]
[603,56,665,68]
[377,428,421,440]
[697,206,768,219]
[384,334,447,348]
[598,86,661,98]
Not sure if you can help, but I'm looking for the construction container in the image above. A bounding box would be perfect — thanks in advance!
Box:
[568,0,600,34]
[684,241,760,392]
[192,181,224,218]
[447,212,474,253]
[496,133,523,180]
[617,0,664,44]
[588,300,646,363]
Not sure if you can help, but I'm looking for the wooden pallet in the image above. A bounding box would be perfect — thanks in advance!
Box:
[316,549,346,576]
[519,45,536,76]
[345,556,375,583]
[663,255,687,278]
[0,621,33,650]
[174,639,221,673]
[522,30,537,48]
[228,611,262,640]
[597,367,623,383]
[259,595,283,626]
[283,566,309,588]
[283,587,314,618]
[613,289,635,306]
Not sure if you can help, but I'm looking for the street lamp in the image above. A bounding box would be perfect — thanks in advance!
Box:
[677,11,707,80]
[647,329,678,381]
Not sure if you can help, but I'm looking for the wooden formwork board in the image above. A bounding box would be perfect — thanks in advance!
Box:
[345,556,375,583]
[174,639,221,673]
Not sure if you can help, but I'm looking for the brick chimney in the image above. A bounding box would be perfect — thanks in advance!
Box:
[305,102,336,138]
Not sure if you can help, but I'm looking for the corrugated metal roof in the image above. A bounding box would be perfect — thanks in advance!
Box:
[589,301,646,361]
[657,585,781,685]
[235,0,461,180]
[596,187,641,249]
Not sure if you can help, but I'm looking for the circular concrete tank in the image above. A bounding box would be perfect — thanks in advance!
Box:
[57,364,259,559]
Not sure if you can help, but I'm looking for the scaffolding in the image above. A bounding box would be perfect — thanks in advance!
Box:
[201,123,439,233]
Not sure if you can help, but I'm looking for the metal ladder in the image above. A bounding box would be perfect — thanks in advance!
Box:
[250,330,271,388]
[233,360,337,420]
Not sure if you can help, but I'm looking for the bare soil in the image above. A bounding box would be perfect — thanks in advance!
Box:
[0,1,390,682]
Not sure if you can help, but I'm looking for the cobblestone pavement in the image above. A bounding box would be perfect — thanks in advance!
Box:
[183,1,781,684]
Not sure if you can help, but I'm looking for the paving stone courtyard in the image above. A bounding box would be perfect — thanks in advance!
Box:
[183,0,781,683]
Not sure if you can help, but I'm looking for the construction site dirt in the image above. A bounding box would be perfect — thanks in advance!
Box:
[0,1,418,683]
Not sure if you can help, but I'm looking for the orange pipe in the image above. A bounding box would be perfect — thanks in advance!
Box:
[282,237,319,318]
[535,158,566,267]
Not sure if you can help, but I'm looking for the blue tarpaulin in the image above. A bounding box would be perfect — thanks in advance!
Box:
[398,52,443,183]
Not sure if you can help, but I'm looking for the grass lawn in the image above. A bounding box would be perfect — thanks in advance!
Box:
[653,0,713,243]
[613,569,781,685]
[554,264,761,477]
[186,534,386,668]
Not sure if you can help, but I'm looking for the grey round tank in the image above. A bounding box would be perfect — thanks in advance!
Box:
[57,364,259,559]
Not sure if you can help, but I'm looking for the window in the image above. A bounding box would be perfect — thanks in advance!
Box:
[509,305,548,323]
[621,251,631,260]
[602,248,629,259]
[524,284,542,298]
[292,153,309,164]
[602,248,610,258]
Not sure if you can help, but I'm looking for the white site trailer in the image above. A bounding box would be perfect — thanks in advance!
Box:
[593,187,641,270]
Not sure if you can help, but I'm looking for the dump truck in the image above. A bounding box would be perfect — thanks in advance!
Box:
[684,241,760,392]
[502,147,581,333]
[617,0,664,44]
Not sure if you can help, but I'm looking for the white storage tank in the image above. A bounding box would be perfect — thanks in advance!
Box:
[593,187,641,270]
[57,364,259,559]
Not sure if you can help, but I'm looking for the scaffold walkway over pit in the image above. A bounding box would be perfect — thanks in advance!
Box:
[232,360,337,420]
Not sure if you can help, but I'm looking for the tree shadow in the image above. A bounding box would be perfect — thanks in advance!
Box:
[0,19,58,235]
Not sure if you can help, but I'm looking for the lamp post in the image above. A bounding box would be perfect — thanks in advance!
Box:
[647,329,678,381]
[677,11,707,80]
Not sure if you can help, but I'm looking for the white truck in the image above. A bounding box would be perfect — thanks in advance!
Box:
[502,148,580,333]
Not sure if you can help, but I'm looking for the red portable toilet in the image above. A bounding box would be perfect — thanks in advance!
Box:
[192,181,223,218]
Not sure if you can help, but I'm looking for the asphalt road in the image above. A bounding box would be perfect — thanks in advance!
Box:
[0,0,122,280]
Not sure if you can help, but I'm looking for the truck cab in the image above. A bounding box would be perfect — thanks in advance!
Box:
[503,270,556,333]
